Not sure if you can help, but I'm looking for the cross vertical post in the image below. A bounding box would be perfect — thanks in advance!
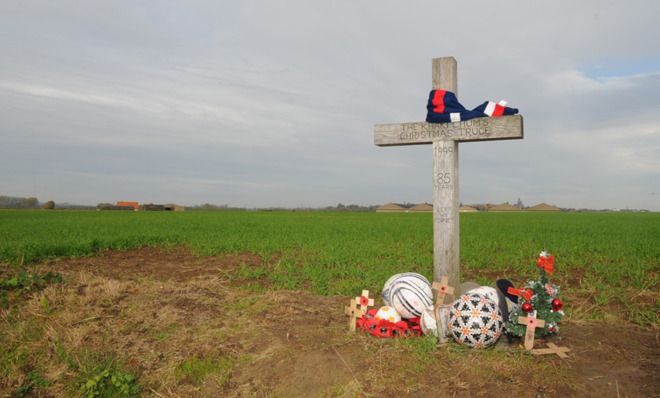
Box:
[431,57,459,287]
[373,56,524,293]
[518,314,545,350]
[432,275,455,309]
[344,298,360,332]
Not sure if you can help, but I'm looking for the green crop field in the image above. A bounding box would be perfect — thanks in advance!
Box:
[1,210,658,325]
[1,210,659,396]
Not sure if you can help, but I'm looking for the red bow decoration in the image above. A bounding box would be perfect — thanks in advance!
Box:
[508,287,533,301]
[537,255,555,275]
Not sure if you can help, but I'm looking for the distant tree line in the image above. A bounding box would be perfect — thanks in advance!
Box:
[184,203,378,212]
[185,203,247,211]
[0,196,40,209]
[0,195,96,210]
[320,203,378,212]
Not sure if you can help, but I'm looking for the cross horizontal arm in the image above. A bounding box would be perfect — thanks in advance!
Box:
[374,115,523,146]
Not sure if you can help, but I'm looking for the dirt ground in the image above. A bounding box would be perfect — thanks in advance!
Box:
[1,247,658,397]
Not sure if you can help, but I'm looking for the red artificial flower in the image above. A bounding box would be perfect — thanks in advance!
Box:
[359,296,369,307]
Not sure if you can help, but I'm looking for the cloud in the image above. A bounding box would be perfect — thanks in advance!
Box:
[0,1,659,210]
[541,70,636,95]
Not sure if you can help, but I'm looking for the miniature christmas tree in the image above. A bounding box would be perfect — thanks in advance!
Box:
[505,251,564,338]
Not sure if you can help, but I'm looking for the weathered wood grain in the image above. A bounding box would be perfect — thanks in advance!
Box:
[433,139,459,286]
[432,57,457,94]
[374,115,523,146]
[431,57,460,288]
[531,342,571,358]
[519,315,545,350]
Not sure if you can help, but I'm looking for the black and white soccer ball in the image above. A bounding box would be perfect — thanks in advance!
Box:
[382,272,433,319]
[448,292,503,348]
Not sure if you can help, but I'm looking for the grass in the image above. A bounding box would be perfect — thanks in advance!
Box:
[0,210,658,325]
[0,264,236,396]
[14,370,50,397]
[76,355,140,398]
[357,331,576,395]
[395,334,438,373]
[175,356,234,387]
[0,209,656,396]
[0,269,62,308]
[224,295,272,315]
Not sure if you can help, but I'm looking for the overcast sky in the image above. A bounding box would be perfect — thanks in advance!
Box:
[1,1,659,210]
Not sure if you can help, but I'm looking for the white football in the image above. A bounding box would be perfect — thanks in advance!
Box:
[381,272,433,319]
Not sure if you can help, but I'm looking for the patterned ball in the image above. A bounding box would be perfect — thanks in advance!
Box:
[381,273,434,319]
[375,306,401,323]
[465,286,500,307]
[448,293,503,348]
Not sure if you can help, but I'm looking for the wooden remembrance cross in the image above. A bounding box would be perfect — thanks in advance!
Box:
[373,57,524,288]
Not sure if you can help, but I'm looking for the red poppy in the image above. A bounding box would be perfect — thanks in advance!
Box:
[360,296,369,307]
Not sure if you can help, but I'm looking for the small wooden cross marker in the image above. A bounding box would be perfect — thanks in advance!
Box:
[374,56,523,289]
[344,298,360,332]
[532,342,571,358]
[518,313,545,350]
[432,276,455,309]
[356,290,374,314]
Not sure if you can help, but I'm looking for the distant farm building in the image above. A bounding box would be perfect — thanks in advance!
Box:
[98,203,134,211]
[98,202,184,211]
[141,203,166,211]
[527,203,561,211]
[487,203,520,212]
[376,203,407,213]
[459,205,478,212]
[141,203,184,211]
[116,201,139,210]
[409,203,433,212]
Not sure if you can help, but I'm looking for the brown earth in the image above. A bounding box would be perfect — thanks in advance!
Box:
[1,247,658,397]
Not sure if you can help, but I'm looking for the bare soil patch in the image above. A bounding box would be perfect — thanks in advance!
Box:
[1,247,658,397]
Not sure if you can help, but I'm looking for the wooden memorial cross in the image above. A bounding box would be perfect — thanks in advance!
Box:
[345,291,374,332]
[532,342,571,358]
[344,298,360,332]
[356,290,374,314]
[518,313,545,350]
[374,57,523,288]
[432,276,455,309]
